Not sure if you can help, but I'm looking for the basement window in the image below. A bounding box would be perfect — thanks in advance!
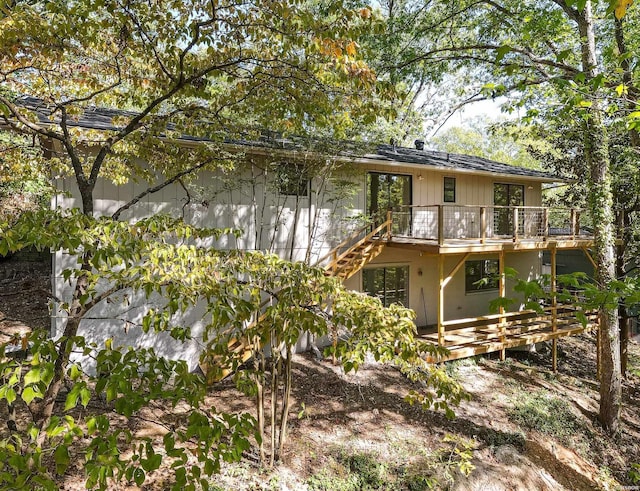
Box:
[465,259,499,293]
[276,163,309,196]
[363,266,409,307]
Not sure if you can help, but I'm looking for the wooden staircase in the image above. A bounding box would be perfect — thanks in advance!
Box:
[320,218,392,280]
[200,217,393,382]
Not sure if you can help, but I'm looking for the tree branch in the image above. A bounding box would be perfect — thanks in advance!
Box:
[0,96,65,142]
[111,158,218,220]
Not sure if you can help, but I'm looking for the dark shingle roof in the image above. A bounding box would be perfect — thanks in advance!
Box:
[17,96,558,181]
[369,144,556,180]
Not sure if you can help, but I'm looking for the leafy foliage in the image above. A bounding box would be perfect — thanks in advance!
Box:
[0,209,467,488]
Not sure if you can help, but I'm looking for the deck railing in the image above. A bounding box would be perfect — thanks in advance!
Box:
[391,205,592,244]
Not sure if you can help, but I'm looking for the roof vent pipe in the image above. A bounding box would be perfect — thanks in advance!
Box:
[414,139,425,151]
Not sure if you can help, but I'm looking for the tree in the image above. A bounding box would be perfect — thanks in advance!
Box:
[430,118,545,170]
[0,1,465,487]
[368,0,635,433]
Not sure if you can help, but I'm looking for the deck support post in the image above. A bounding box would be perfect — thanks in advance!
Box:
[437,205,444,246]
[499,250,506,361]
[551,245,558,372]
[438,254,444,347]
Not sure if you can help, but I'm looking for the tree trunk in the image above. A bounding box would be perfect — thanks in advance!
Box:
[32,268,89,434]
[277,346,293,459]
[577,1,621,434]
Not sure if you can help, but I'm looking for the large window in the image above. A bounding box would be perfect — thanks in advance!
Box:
[276,163,309,196]
[363,266,409,307]
[465,259,499,293]
[367,172,412,234]
[443,177,456,203]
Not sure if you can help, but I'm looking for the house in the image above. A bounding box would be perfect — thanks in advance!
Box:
[45,120,598,371]
[11,98,597,370]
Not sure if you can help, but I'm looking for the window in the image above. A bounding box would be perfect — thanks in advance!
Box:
[465,259,499,293]
[367,172,412,234]
[276,163,309,196]
[443,177,456,203]
[363,266,409,307]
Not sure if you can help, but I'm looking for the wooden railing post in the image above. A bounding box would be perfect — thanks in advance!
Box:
[512,207,519,243]
[438,254,444,347]
[387,210,393,239]
[551,245,557,372]
[570,209,576,239]
[499,250,506,361]
[437,205,444,246]
[480,207,486,244]
[543,208,549,241]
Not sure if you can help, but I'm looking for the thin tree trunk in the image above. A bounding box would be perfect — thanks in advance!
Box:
[269,339,279,468]
[277,346,293,459]
[288,195,301,262]
[253,334,265,463]
[269,194,286,253]
[613,15,639,377]
[32,263,90,436]
[306,169,331,264]
[251,163,260,250]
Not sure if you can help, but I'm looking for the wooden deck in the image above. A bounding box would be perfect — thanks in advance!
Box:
[387,236,595,255]
[419,307,598,363]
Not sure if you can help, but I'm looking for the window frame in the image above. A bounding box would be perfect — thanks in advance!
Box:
[465,259,500,293]
[443,176,456,203]
[362,265,410,307]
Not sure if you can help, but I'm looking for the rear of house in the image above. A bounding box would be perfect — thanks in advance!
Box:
[51,137,597,368]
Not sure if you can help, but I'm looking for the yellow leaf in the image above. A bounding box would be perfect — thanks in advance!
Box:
[616,83,628,96]
[346,41,357,57]
[614,0,633,19]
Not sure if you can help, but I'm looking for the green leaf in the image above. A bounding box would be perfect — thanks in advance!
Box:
[80,386,91,408]
[0,386,17,405]
[64,384,81,411]
[69,364,82,381]
[23,368,42,385]
[54,446,70,475]
[495,45,511,62]
[22,386,40,404]
[133,468,145,486]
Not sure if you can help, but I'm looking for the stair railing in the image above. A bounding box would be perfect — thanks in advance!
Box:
[322,215,393,276]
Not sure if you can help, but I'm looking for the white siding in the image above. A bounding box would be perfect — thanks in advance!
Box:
[52,155,548,371]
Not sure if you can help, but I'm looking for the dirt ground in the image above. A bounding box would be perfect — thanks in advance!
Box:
[1,258,639,490]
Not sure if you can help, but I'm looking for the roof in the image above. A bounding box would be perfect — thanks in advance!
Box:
[366,144,557,181]
[17,96,559,182]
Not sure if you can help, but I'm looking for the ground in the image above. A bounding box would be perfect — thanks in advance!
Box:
[1,256,639,490]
